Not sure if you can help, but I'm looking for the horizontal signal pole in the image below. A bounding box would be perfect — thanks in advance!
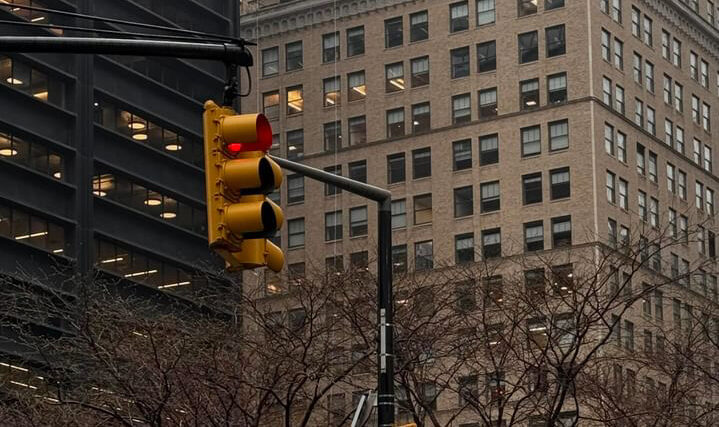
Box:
[0,37,253,66]
[270,156,395,427]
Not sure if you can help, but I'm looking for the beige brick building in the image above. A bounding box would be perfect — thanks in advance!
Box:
[236,0,719,424]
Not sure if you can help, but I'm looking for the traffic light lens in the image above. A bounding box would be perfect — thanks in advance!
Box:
[226,143,243,154]
[255,114,272,151]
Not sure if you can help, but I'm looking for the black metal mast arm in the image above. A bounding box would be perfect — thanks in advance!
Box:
[0,36,253,66]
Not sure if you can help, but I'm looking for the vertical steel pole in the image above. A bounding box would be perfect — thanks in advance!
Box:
[377,198,394,426]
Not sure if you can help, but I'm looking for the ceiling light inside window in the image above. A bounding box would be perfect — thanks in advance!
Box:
[6,77,23,85]
[160,212,176,219]
[0,148,17,157]
[164,143,182,151]
[144,197,162,206]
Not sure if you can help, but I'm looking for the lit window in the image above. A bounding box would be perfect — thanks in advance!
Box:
[323,76,341,107]
[385,62,405,92]
[348,71,366,101]
[286,86,303,115]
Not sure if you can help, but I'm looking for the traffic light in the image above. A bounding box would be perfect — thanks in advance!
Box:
[203,100,284,272]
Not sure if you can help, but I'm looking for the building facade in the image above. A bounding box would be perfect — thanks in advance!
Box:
[0,0,239,361]
[239,0,719,424]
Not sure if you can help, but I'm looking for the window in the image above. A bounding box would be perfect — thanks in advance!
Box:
[617,131,626,162]
[636,143,645,175]
[676,126,685,153]
[661,29,670,58]
[614,38,624,69]
[649,197,658,227]
[634,98,644,126]
[0,131,64,180]
[482,228,501,258]
[386,108,405,139]
[412,102,431,134]
[285,41,303,71]
[286,85,303,115]
[453,139,472,170]
[348,71,366,102]
[618,178,628,209]
[385,17,403,48]
[701,59,709,88]
[262,91,279,120]
[670,82,684,113]
[549,119,568,151]
[450,2,469,32]
[286,129,304,160]
[391,200,406,229]
[325,211,342,241]
[663,74,671,104]
[646,105,655,135]
[519,31,538,63]
[350,206,368,237]
[392,245,407,273]
[480,181,500,212]
[665,119,673,146]
[546,25,566,57]
[602,77,612,105]
[415,241,433,270]
[288,218,305,248]
[704,145,713,172]
[550,167,570,199]
[690,52,698,80]
[451,47,470,78]
[525,221,544,252]
[347,26,364,57]
[348,116,367,146]
[323,121,342,151]
[606,171,616,203]
[410,10,429,42]
[608,218,617,246]
[323,32,340,63]
[678,170,687,200]
[615,85,625,114]
[692,96,700,124]
[523,173,543,205]
[412,148,431,179]
[385,62,404,92]
[287,175,304,204]
[707,188,715,214]
[326,256,343,274]
[348,160,367,183]
[478,88,497,118]
[452,93,471,124]
[477,0,496,26]
[548,72,567,104]
[454,186,474,217]
[632,8,641,37]
[316,166,341,199]
[552,216,572,247]
[521,125,541,156]
[634,53,643,84]
[545,0,564,10]
[518,0,537,16]
[0,203,66,254]
[623,320,634,351]
[697,181,705,211]
[455,233,475,264]
[672,37,681,67]
[643,16,653,47]
[702,102,711,132]
[479,134,499,165]
[323,76,341,107]
[387,153,405,184]
[520,79,540,110]
[410,56,429,87]
[610,0,622,22]
[667,163,676,193]
[261,47,279,77]
[477,41,497,72]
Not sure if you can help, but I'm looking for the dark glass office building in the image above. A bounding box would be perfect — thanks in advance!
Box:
[0,0,239,348]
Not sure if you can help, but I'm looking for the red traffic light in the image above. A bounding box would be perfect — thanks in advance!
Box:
[220,113,272,154]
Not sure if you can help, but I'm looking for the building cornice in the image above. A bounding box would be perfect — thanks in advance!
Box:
[239,0,420,40]
[642,0,719,62]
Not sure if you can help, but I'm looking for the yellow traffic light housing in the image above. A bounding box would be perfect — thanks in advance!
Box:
[203,100,284,272]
